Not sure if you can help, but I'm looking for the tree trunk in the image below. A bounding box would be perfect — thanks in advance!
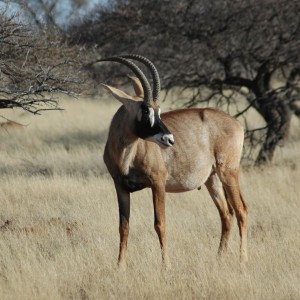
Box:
[255,94,292,166]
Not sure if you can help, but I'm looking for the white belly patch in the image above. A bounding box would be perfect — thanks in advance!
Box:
[166,166,212,192]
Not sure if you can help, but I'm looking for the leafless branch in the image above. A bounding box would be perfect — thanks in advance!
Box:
[0,10,85,113]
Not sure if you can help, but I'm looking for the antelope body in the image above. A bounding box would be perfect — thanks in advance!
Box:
[99,55,248,267]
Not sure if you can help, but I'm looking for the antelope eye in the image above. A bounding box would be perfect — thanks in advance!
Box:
[142,108,149,115]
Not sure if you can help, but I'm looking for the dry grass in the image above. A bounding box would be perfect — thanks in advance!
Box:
[0,96,300,299]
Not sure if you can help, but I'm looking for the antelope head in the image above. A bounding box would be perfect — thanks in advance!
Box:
[100,56,175,148]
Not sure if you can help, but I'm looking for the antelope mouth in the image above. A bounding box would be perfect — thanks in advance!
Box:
[147,133,174,149]
[157,140,172,149]
[159,138,174,148]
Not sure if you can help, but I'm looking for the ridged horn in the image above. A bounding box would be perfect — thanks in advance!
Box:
[121,54,161,102]
[99,56,152,104]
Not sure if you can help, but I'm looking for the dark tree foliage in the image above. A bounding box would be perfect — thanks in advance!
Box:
[0,10,85,114]
[69,0,300,165]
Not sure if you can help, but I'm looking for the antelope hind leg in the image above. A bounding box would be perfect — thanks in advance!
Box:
[205,171,235,256]
[217,167,249,262]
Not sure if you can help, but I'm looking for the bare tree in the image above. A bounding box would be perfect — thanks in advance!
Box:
[69,0,300,165]
[6,0,98,30]
[0,10,84,114]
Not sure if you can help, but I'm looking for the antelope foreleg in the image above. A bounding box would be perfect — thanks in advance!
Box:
[115,183,131,267]
[152,182,168,265]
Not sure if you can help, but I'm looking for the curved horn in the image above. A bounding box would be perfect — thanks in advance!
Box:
[121,54,161,102]
[99,56,152,104]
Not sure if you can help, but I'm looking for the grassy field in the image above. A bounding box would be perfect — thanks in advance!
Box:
[0,95,300,299]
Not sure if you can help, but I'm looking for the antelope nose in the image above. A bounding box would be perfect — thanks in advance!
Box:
[162,134,175,146]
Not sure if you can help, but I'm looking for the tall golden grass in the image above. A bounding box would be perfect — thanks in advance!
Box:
[0,96,299,299]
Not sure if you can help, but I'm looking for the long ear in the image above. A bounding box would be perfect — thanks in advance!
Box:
[127,75,144,98]
[101,84,139,110]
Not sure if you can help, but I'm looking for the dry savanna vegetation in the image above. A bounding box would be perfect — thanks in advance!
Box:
[0,94,300,299]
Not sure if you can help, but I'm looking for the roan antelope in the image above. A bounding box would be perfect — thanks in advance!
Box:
[99,55,248,267]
